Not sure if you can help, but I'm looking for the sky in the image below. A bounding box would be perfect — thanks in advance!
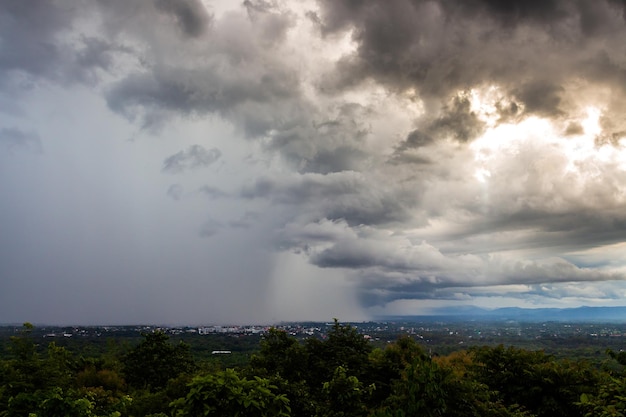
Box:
[1,0,626,325]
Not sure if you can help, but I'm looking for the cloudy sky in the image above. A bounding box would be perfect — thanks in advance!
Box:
[1,0,626,325]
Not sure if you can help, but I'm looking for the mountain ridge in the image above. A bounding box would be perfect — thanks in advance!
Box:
[378,306,626,322]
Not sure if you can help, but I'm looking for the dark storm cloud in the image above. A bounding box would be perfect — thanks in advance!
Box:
[454,0,568,25]
[316,0,626,139]
[267,103,372,173]
[0,128,42,153]
[105,58,302,134]
[0,0,71,81]
[3,0,625,320]
[303,146,368,174]
[241,172,415,226]
[480,210,626,250]
[392,95,486,163]
[107,68,294,122]
[162,145,221,174]
[92,0,304,134]
[396,130,434,151]
[564,122,584,136]
[0,1,133,92]
[311,238,446,271]
[351,255,625,306]
[154,0,212,37]
[73,37,134,78]
[428,95,485,142]
[513,81,564,117]
[93,0,213,38]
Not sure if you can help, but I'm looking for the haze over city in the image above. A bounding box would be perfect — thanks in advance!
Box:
[1,0,626,325]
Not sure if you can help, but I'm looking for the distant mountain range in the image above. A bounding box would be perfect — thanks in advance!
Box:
[379,306,626,323]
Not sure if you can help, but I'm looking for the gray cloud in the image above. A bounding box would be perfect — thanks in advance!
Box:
[0,1,134,94]
[0,0,72,83]
[2,0,626,322]
[267,103,372,173]
[453,0,569,26]
[167,183,184,200]
[428,95,485,142]
[354,255,625,307]
[241,172,417,226]
[198,185,228,199]
[243,0,295,45]
[199,217,222,238]
[162,145,221,174]
[95,2,303,133]
[395,130,434,152]
[229,211,260,229]
[393,94,486,157]
[316,0,626,139]
[154,0,212,37]
[513,81,564,117]
[0,128,42,153]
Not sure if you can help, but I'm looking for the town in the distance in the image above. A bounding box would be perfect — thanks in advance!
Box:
[4,305,626,361]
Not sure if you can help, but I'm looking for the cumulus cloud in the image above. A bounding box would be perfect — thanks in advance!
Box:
[0,1,135,94]
[162,145,221,174]
[241,171,418,226]
[154,0,212,37]
[316,0,626,139]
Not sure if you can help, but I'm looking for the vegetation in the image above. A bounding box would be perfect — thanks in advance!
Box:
[2,320,626,416]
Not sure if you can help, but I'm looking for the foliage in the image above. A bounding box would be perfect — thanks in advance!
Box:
[470,345,599,417]
[1,322,624,417]
[305,319,373,396]
[249,320,374,416]
[121,331,195,390]
[577,351,626,417]
[171,368,291,417]
[250,327,308,382]
[366,336,429,405]
[319,366,374,417]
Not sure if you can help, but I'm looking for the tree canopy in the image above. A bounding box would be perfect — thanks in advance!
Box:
[1,322,626,416]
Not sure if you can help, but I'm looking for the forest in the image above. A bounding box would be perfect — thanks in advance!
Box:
[1,321,626,417]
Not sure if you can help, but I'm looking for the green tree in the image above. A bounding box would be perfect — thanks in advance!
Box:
[318,366,374,417]
[366,336,429,405]
[385,358,455,416]
[470,345,598,417]
[0,323,80,417]
[171,368,290,417]
[250,328,308,382]
[122,331,195,390]
[378,353,534,417]
[249,329,314,416]
[577,350,626,417]
[305,319,372,395]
